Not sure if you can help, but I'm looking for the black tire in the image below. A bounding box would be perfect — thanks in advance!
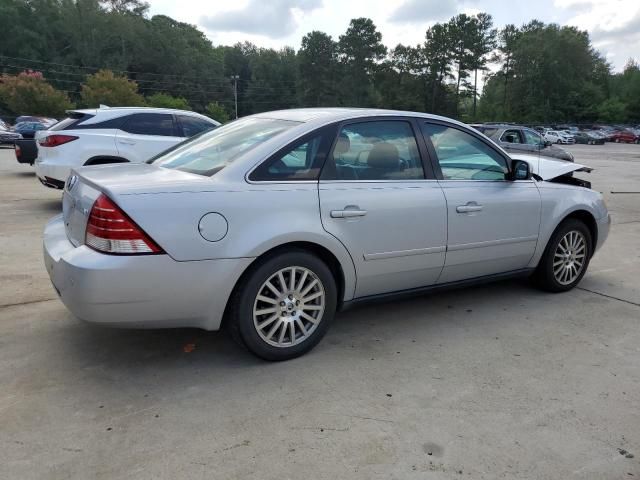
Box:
[228,249,337,361]
[533,218,593,292]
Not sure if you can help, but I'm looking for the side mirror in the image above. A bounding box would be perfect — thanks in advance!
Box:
[509,159,532,181]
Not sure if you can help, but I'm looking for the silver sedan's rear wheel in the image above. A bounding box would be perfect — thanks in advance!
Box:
[553,230,587,285]
[229,250,337,361]
[253,266,325,348]
[534,218,592,292]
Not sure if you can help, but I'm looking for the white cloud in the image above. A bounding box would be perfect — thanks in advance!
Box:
[147,0,638,70]
[389,0,458,24]
[554,0,640,68]
[200,0,323,39]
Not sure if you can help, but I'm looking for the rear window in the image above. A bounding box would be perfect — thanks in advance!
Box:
[150,117,299,176]
[49,113,93,131]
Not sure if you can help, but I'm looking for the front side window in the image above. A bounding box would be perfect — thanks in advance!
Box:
[178,115,216,137]
[422,123,508,181]
[523,129,543,146]
[322,121,424,181]
[151,117,299,176]
[123,113,176,136]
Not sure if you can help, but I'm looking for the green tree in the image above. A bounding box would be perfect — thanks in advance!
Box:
[298,31,338,106]
[424,23,454,114]
[0,71,73,117]
[448,14,476,117]
[146,93,190,110]
[205,102,230,123]
[337,18,387,106]
[80,69,145,107]
[468,13,497,118]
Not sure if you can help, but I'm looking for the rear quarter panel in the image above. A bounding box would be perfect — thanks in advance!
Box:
[111,183,358,300]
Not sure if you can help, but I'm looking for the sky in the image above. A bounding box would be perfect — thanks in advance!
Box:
[148,0,640,72]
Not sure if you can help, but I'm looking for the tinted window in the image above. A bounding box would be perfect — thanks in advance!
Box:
[178,115,216,137]
[151,117,298,176]
[422,123,508,181]
[523,129,543,145]
[322,121,424,181]
[122,113,176,136]
[501,129,522,144]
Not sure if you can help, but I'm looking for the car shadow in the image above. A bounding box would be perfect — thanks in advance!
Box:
[55,277,541,389]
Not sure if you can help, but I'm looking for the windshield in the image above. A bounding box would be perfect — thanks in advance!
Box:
[150,117,300,176]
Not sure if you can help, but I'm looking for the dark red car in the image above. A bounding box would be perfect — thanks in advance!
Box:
[610,130,639,144]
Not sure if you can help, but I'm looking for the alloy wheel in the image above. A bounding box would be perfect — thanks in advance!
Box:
[253,266,325,348]
[553,230,587,285]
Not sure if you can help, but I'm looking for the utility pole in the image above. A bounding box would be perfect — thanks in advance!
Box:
[231,75,239,119]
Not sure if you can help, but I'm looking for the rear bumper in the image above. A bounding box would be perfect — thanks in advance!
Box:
[35,161,71,189]
[43,215,253,330]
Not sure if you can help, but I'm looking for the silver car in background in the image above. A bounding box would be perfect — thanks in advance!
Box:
[43,108,610,360]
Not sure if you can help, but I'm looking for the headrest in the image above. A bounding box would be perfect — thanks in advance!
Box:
[367,143,399,169]
[334,133,350,155]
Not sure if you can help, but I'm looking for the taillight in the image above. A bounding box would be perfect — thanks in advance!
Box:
[39,134,78,147]
[85,194,163,255]
[15,145,21,158]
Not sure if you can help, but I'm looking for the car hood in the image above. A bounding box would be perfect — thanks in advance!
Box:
[510,154,592,180]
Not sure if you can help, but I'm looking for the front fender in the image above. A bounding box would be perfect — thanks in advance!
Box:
[528,182,607,267]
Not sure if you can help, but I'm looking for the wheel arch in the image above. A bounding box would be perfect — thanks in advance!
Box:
[562,209,598,251]
[220,240,354,330]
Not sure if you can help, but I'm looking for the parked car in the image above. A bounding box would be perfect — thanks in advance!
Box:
[573,131,605,145]
[14,139,38,165]
[610,130,639,144]
[0,126,22,145]
[43,108,610,360]
[34,107,220,189]
[14,116,57,127]
[472,124,574,162]
[13,121,47,139]
[544,130,575,145]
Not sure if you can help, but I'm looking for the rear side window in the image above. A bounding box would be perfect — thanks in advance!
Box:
[177,115,216,137]
[501,129,522,144]
[122,113,176,136]
[322,121,424,181]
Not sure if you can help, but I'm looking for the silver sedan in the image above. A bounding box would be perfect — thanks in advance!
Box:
[43,108,610,360]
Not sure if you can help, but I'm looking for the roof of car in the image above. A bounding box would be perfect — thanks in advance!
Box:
[68,107,211,117]
[250,107,462,125]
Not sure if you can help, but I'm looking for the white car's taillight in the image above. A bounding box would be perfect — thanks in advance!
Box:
[38,134,78,147]
[85,194,163,255]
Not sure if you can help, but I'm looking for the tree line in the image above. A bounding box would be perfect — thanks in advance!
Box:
[1,0,638,124]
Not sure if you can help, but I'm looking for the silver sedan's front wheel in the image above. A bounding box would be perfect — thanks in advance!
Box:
[253,266,325,348]
[553,231,587,285]
[534,218,592,292]
[230,250,337,361]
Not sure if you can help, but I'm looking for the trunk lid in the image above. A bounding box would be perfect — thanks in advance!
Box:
[62,163,214,246]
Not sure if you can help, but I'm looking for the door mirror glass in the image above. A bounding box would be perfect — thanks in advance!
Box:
[510,159,531,181]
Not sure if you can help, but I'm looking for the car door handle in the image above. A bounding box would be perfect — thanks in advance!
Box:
[456,202,483,213]
[330,206,367,218]
[118,139,136,145]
